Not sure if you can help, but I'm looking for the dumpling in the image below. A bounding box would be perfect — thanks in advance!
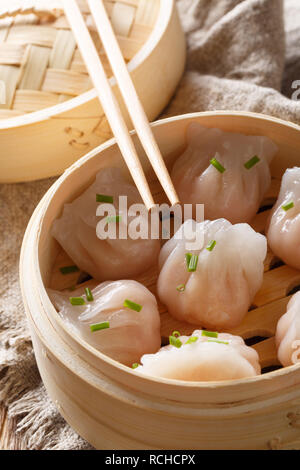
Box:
[157,219,267,329]
[267,167,300,270]
[52,167,160,281]
[135,330,261,381]
[171,122,278,224]
[275,292,300,367]
[48,280,161,366]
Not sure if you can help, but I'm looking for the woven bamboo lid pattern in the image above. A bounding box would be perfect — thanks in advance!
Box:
[0,0,159,119]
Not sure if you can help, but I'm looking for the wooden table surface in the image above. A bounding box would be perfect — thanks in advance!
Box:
[0,407,8,449]
[1,406,10,450]
[0,406,22,450]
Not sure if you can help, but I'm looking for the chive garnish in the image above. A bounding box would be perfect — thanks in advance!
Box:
[90,321,110,332]
[186,253,197,271]
[244,155,260,170]
[185,253,192,269]
[85,287,94,302]
[69,297,85,306]
[185,336,198,345]
[210,158,226,174]
[206,240,216,252]
[123,299,143,312]
[106,215,121,223]
[208,340,229,345]
[169,335,182,348]
[60,265,79,275]
[202,330,218,338]
[282,201,295,212]
[96,194,114,203]
[132,363,139,369]
[172,331,181,338]
[187,254,198,272]
[176,284,186,292]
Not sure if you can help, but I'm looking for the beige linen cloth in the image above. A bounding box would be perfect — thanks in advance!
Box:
[1,0,300,450]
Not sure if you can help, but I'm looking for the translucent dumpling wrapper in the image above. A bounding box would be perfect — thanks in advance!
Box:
[48,280,161,366]
[171,122,278,224]
[135,330,261,381]
[157,219,267,329]
[267,167,300,270]
[52,167,161,281]
[276,292,300,367]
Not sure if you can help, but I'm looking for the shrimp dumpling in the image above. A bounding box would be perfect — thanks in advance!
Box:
[157,219,267,329]
[52,167,160,281]
[171,122,278,224]
[48,280,161,366]
[267,168,300,270]
[135,330,261,381]
[276,292,300,367]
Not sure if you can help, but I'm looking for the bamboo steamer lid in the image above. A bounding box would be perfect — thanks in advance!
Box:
[20,111,300,449]
[0,0,186,182]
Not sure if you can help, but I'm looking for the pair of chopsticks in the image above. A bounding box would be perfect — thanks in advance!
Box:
[62,0,179,211]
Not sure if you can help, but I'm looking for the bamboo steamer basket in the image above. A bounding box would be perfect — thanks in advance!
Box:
[0,0,185,183]
[20,111,300,450]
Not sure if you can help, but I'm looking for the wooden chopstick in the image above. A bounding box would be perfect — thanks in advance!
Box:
[62,0,155,210]
[62,0,179,209]
[87,0,179,208]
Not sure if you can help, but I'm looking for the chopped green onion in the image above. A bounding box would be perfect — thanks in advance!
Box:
[96,194,113,203]
[185,336,198,345]
[60,265,79,275]
[172,331,181,338]
[90,321,110,332]
[85,287,94,302]
[202,330,218,338]
[106,215,121,223]
[123,299,143,312]
[282,201,295,212]
[210,158,226,174]
[206,240,217,252]
[186,253,200,271]
[208,340,229,345]
[68,285,76,292]
[187,254,198,272]
[69,297,85,306]
[185,253,192,269]
[169,335,182,348]
[176,284,186,292]
[132,363,139,369]
[244,156,260,170]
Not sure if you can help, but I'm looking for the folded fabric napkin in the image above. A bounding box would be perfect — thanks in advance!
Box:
[166,0,300,121]
[1,0,300,450]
